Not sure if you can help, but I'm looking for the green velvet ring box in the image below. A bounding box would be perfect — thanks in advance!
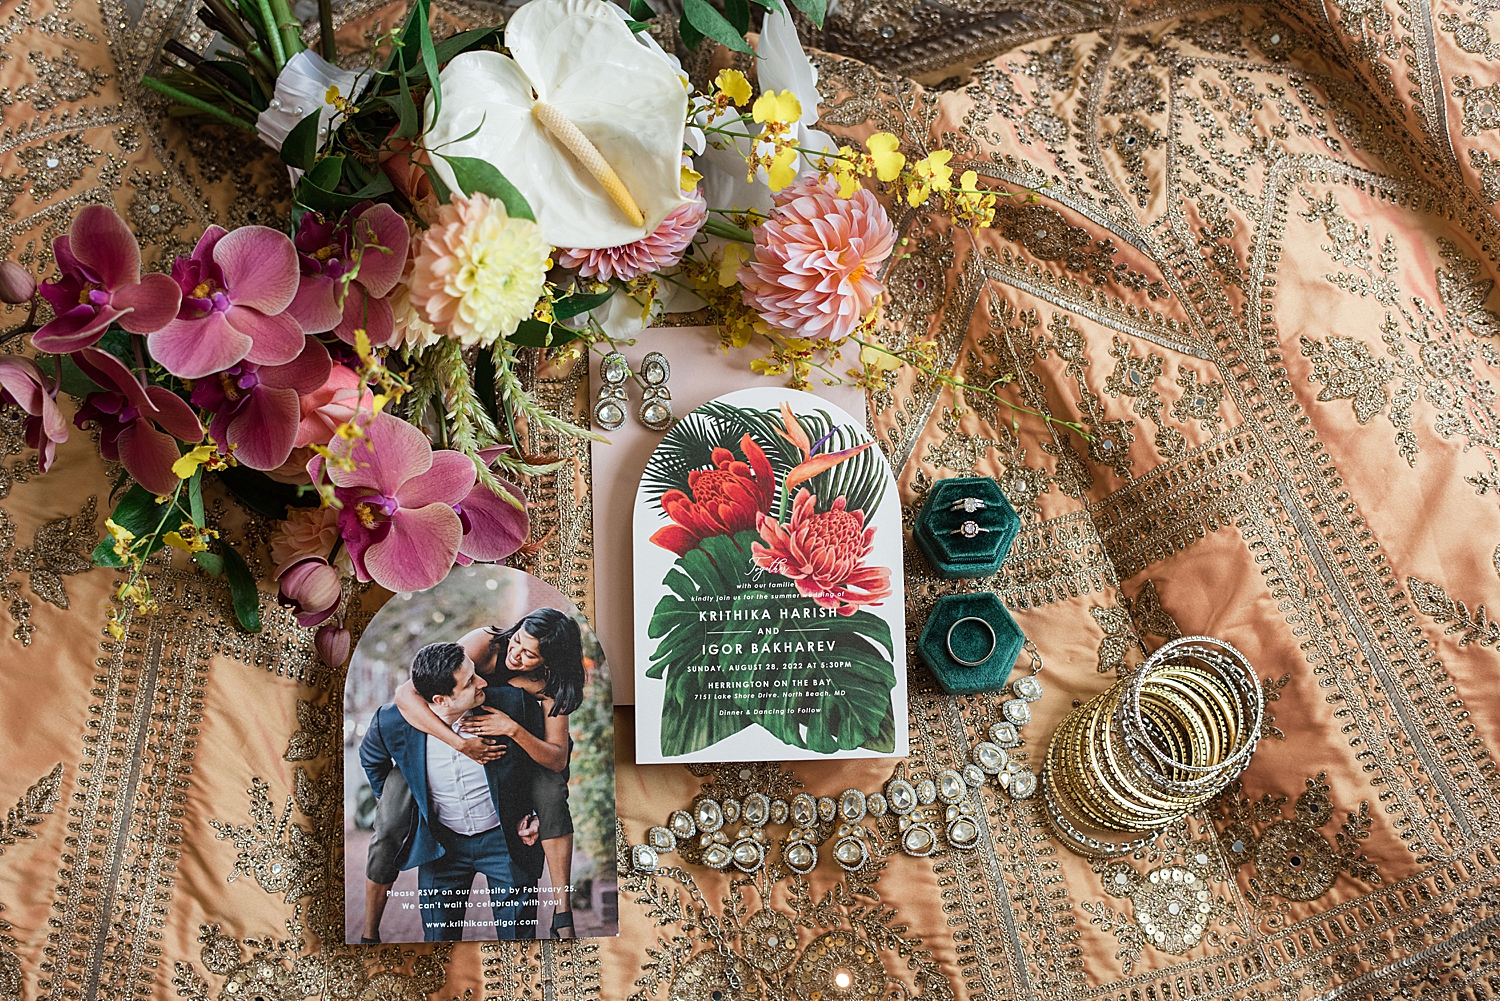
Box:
[914,476,1020,578]
[917,592,1025,695]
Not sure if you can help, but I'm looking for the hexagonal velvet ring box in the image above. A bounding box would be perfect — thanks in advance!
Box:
[918,592,1025,695]
[914,476,1020,578]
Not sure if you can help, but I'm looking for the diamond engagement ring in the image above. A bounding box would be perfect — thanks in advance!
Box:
[949,497,987,513]
[947,616,997,666]
[950,520,989,538]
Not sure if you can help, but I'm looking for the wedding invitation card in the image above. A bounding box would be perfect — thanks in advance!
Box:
[343,564,617,943]
[633,387,907,764]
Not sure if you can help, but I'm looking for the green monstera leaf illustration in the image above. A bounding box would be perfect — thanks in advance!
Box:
[645,531,896,757]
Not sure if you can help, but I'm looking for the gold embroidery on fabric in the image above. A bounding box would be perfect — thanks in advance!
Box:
[0,493,96,646]
[0,765,62,1001]
[1407,576,1500,649]
[1214,773,1381,908]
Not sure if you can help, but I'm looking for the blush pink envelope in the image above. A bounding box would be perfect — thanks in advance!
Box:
[587,326,866,704]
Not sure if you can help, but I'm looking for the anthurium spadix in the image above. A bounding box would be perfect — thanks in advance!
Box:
[424,0,690,250]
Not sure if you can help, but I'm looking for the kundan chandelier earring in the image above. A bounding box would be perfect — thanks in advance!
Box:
[638,351,673,431]
[593,351,629,431]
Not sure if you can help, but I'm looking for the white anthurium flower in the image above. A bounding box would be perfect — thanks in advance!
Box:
[425,0,690,250]
[256,50,371,153]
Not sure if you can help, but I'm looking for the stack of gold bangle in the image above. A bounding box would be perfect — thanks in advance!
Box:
[1042,636,1264,857]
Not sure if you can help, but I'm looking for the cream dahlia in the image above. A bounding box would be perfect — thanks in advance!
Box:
[751,488,892,616]
[410,191,550,346]
[555,191,707,281]
[737,175,895,342]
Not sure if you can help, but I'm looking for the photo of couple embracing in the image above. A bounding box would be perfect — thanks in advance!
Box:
[344,565,616,943]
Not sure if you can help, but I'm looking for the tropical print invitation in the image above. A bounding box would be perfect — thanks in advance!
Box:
[633,388,907,764]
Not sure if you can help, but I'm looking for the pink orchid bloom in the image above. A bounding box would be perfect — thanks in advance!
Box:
[318,412,528,592]
[32,206,181,353]
[72,349,203,496]
[454,472,529,565]
[148,225,306,380]
[189,339,332,471]
[276,555,343,627]
[287,203,409,346]
[294,364,374,449]
[0,356,68,472]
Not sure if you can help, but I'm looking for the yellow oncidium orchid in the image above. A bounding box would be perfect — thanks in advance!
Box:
[860,341,902,373]
[172,443,222,480]
[906,149,955,206]
[680,164,703,192]
[105,518,136,562]
[752,89,803,125]
[718,243,754,288]
[766,147,799,192]
[715,68,752,107]
[865,133,906,182]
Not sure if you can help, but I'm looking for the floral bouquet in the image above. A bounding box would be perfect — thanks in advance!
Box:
[0,0,1064,664]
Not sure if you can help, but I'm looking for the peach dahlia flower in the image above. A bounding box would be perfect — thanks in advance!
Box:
[737,175,894,342]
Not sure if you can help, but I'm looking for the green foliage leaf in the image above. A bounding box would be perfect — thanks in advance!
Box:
[193,551,225,577]
[187,469,205,528]
[279,109,323,171]
[57,354,102,399]
[629,0,655,19]
[725,0,750,36]
[432,26,500,64]
[680,0,753,53]
[624,18,652,31]
[440,154,535,221]
[391,61,420,138]
[307,152,343,189]
[220,544,263,633]
[508,319,581,348]
[677,12,705,49]
[417,0,441,123]
[552,287,615,320]
[644,531,896,756]
[418,161,452,204]
[91,484,180,567]
[786,0,826,27]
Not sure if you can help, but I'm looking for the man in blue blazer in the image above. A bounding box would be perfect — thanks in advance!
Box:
[360,642,547,940]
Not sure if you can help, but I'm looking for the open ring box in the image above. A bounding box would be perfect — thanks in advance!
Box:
[917,593,1025,695]
[913,476,1021,578]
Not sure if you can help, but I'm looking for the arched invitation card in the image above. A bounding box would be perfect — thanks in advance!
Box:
[633,388,907,764]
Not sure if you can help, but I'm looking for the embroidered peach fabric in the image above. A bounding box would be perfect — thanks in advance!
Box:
[4,0,1500,998]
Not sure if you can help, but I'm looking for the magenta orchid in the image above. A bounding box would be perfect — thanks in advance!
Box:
[72,349,203,496]
[0,357,68,472]
[147,225,306,380]
[189,339,331,471]
[287,203,409,346]
[32,206,181,354]
[318,411,528,592]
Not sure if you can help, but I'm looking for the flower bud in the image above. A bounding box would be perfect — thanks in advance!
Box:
[277,556,342,626]
[315,622,351,668]
[0,262,35,305]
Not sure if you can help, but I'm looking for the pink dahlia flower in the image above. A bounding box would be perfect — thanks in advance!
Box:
[72,348,204,496]
[0,356,67,472]
[556,191,707,281]
[287,203,410,347]
[737,175,894,342]
[33,206,181,353]
[751,488,892,616]
[148,225,305,380]
[317,411,528,592]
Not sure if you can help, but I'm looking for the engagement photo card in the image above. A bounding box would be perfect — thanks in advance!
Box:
[344,564,617,943]
[633,387,907,764]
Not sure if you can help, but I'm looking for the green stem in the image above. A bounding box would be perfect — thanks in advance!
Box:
[318,0,336,60]
[140,76,258,131]
[266,0,305,58]
[253,0,288,68]
[703,217,754,243]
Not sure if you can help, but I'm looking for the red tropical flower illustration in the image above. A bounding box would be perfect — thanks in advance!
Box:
[650,433,777,556]
[751,488,892,616]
